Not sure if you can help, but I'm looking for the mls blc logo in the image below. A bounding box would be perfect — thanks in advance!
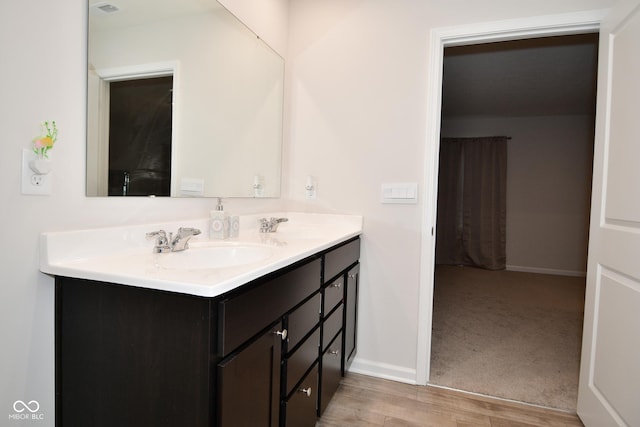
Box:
[9,400,44,421]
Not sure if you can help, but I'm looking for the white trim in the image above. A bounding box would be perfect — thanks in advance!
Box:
[428,383,578,413]
[92,61,181,196]
[347,358,417,385]
[96,61,178,81]
[506,265,587,277]
[417,9,607,386]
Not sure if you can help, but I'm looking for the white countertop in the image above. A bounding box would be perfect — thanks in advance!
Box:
[40,212,362,297]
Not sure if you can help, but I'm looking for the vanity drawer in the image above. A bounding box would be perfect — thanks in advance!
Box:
[324,238,360,282]
[324,277,344,314]
[286,328,320,395]
[322,303,343,352]
[285,364,318,427]
[287,293,321,351]
[218,258,321,356]
[320,332,342,416]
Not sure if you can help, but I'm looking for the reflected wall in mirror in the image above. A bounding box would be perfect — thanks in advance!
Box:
[86,0,284,197]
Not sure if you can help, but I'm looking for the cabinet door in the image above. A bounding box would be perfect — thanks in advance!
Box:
[324,238,360,282]
[285,328,320,395]
[285,364,318,427]
[322,303,342,352]
[56,278,211,427]
[217,324,283,427]
[344,264,359,370]
[320,332,342,415]
[323,276,344,315]
[286,293,321,352]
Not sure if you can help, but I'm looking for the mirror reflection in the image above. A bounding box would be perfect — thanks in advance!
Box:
[86,0,284,197]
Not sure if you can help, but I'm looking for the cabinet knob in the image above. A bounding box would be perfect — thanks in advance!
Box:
[330,281,342,289]
[348,273,356,279]
[299,387,312,397]
[274,329,288,340]
[329,348,340,356]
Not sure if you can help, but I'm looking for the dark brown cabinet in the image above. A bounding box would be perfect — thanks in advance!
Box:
[217,323,282,427]
[317,238,360,416]
[344,263,359,370]
[55,278,213,427]
[55,237,359,427]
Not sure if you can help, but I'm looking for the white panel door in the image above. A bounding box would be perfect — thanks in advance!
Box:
[577,1,640,426]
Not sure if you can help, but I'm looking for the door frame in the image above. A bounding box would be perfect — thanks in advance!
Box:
[416,9,608,386]
[86,61,179,196]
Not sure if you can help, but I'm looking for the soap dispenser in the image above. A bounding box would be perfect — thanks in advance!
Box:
[210,198,229,239]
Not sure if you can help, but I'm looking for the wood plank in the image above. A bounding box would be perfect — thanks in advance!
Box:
[317,374,583,427]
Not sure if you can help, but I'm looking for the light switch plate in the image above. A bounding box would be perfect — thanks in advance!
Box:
[21,149,52,195]
[180,177,205,197]
[381,182,418,204]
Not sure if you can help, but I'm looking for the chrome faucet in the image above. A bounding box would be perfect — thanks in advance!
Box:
[258,217,288,233]
[170,227,201,251]
[146,227,201,253]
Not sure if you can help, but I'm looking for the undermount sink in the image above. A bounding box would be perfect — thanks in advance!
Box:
[156,244,273,270]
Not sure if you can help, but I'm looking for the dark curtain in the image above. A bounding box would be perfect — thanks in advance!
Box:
[436,136,507,270]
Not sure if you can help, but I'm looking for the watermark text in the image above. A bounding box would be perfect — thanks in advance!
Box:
[8,400,44,422]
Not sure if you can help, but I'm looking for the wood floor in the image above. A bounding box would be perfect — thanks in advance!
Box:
[317,373,584,427]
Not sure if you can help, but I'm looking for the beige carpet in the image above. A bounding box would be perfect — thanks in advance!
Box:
[429,265,585,411]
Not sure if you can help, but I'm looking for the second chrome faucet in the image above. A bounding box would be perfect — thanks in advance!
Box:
[259,217,288,233]
[146,227,201,253]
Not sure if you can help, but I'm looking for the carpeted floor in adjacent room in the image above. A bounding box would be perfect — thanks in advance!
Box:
[429,265,586,411]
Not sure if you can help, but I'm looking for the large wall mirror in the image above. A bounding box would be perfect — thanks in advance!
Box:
[86,0,284,197]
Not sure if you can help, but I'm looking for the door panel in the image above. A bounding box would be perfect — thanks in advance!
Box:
[604,4,640,222]
[592,271,640,427]
[577,1,640,426]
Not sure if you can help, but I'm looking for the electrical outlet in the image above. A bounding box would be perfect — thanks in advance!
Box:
[305,188,316,200]
[22,149,52,195]
[31,175,44,186]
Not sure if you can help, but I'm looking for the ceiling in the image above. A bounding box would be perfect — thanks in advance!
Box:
[441,33,599,118]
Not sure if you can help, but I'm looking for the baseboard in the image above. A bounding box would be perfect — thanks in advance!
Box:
[506,265,586,277]
[347,357,417,385]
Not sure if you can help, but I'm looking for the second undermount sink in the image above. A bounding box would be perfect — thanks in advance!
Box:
[156,243,273,270]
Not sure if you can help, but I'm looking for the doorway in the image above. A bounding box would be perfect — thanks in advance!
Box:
[415,10,606,408]
[108,76,173,196]
[86,61,177,197]
[430,34,597,410]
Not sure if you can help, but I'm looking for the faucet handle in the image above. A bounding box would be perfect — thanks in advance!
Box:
[258,217,288,233]
[146,229,167,240]
[146,230,171,253]
[258,218,270,233]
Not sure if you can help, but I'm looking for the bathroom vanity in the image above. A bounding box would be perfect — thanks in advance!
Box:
[42,213,361,426]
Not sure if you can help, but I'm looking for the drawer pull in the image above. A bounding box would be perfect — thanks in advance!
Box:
[274,329,288,340]
[329,348,340,356]
[330,281,342,289]
[299,387,312,397]
[348,273,356,279]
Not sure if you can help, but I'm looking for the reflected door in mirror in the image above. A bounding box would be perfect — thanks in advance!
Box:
[108,76,172,196]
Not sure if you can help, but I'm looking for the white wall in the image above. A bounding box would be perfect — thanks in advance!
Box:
[0,0,286,424]
[1,0,615,424]
[218,0,289,57]
[441,115,594,276]
[285,0,613,382]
